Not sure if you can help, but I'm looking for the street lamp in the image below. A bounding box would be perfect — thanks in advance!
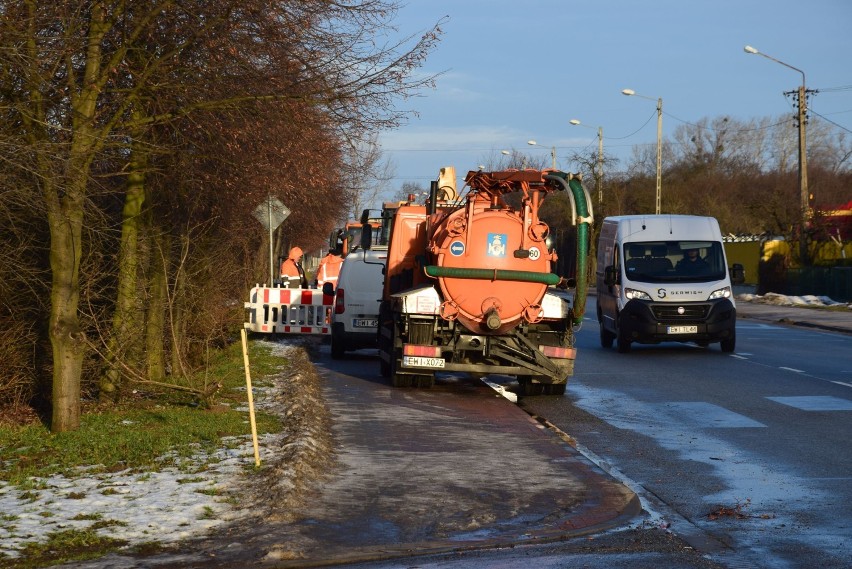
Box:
[622,88,663,215]
[527,140,557,169]
[744,44,810,264]
[570,119,604,212]
[501,149,527,169]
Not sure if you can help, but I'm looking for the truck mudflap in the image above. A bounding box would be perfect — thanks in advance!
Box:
[244,285,334,335]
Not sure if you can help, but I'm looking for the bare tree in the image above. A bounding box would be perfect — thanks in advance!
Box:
[0,0,443,431]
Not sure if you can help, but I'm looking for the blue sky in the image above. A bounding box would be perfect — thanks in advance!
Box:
[377,0,852,197]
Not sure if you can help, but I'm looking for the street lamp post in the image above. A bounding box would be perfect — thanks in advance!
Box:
[569,119,604,213]
[501,149,529,169]
[527,140,557,169]
[744,44,810,265]
[622,89,663,215]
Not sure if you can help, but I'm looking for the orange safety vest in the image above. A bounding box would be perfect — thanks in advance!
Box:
[316,254,343,287]
[280,258,307,288]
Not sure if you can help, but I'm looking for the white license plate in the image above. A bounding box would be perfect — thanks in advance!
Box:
[353,318,378,328]
[403,356,445,368]
[667,325,698,334]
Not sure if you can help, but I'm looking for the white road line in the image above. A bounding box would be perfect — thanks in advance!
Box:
[779,366,805,373]
[831,381,852,388]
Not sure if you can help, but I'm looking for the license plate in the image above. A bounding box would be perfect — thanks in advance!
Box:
[403,356,445,368]
[667,325,698,334]
[353,318,378,328]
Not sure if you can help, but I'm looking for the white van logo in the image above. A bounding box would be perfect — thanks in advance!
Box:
[657,288,667,299]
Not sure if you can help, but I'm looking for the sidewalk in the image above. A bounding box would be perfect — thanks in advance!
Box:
[735,296,852,335]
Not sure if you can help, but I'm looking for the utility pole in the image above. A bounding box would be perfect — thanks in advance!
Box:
[744,45,812,265]
[789,83,812,264]
[597,127,604,214]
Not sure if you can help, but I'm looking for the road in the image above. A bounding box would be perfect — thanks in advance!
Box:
[522,315,852,569]
[66,308,850,569]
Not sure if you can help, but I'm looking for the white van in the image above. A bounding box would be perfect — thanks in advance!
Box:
[329,246,387,359]
[595,215,736,353]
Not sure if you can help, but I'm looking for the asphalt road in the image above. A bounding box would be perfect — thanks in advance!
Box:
[522,308,852,569]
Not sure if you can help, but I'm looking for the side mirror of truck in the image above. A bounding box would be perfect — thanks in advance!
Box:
[730,263,745,285]
[360,224,373,251]
[604,265,618,287]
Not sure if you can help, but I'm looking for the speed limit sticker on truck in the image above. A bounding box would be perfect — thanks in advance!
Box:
[403,356,445,368]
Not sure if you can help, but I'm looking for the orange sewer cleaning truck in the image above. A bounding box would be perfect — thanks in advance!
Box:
[361,166,593,395]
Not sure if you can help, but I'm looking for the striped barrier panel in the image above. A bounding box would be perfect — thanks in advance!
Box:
[244,285,334,335]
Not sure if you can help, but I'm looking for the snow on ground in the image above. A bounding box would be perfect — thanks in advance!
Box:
[736,291,852,309]
[0,341,297,561]
[0,296,847,561]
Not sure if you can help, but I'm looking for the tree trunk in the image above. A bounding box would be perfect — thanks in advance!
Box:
[101,135,148,399]
[46,178,86,432]
[146,230,170,382]
[49,2,109,432]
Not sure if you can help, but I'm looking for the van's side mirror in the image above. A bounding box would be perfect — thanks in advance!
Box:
[322,282,335,296]
[360,224,373,251]
[730,263,745,285]
[604,265,618,286]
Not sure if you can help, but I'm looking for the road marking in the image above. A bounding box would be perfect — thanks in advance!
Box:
[730,354,749,360]
[657,402,766,428]
[766,395,852,411]
[779,366,805,373]
[831,381,852,388]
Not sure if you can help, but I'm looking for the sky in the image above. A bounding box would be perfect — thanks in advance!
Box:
[376,0,852,200]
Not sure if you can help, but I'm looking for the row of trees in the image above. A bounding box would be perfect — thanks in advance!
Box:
[0,1,443,430]
[495,114,851,245]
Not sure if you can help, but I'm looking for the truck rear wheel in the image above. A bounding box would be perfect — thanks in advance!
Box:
[543,383,566,396]
[517,378,544,396]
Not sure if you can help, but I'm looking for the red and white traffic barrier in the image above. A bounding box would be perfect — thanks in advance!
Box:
[244,285,334,335]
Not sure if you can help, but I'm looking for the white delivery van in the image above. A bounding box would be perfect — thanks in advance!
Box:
[595,215,736,353]
[329,246,387,359]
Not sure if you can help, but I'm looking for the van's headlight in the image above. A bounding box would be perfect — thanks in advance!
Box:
[708,286,731,300]
[625,288,652,300]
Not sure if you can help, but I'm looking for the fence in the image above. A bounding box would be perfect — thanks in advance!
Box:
[244,286,334,335]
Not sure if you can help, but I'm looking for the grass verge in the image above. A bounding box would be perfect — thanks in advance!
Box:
[0,337,288,568]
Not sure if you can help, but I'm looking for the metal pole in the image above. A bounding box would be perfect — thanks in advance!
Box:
[268,195,274,285]
[744,46,810,265]
[551,146,556,170]
[655,98,662,215]
[797,83,810,265]
[597,127,604,213]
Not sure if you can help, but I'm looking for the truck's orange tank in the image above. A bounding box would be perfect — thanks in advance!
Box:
[428,171,556,334]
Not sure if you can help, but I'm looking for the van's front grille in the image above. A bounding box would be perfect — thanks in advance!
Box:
[651,304,710,321]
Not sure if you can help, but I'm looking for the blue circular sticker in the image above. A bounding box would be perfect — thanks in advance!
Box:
[450,240,465,256]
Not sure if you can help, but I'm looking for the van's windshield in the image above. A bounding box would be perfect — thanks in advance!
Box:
[622,241,726,283]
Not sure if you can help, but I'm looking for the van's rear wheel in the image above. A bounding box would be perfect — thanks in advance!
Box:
[720,330,736,353]
[331,327,345,359]
[600,322,615,349]
[616,317,632,353]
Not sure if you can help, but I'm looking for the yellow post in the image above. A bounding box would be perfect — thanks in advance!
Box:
[240,328,261,467]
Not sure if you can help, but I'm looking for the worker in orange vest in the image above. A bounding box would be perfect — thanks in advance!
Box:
[314,246,344,290]
[280,246,308,289]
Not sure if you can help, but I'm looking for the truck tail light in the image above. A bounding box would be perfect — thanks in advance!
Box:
[403,344,440,357]
[539,345,577,360]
